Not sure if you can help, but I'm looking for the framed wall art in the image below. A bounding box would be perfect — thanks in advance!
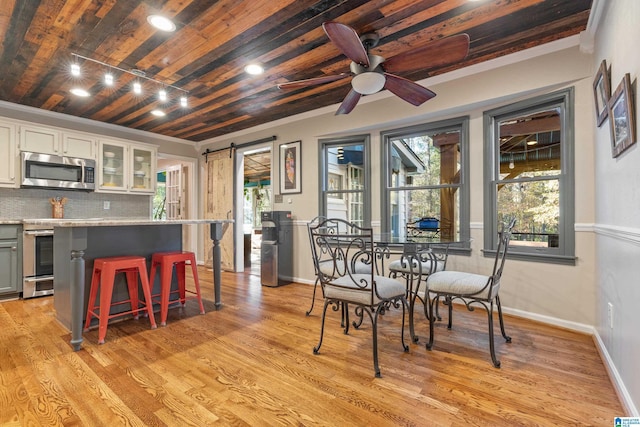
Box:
[592,60,610,127]
[609,73,636,158]
[280,140,301,194]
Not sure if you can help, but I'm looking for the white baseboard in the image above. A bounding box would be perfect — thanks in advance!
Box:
[291,276,314,285]
[501,306,594,334]
[593,331,639,416]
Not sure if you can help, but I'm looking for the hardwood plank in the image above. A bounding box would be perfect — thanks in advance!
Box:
[0,268,625,425]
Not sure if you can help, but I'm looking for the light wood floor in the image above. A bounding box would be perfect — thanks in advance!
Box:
[0,267,624,426]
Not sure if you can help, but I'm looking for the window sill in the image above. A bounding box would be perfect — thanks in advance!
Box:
[482,249,576,266]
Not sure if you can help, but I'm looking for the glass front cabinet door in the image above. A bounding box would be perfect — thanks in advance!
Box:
[99,141,127,191]
[129,145,155,193]
[98,140,156,193]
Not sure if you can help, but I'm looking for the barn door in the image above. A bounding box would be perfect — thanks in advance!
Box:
[204,150,234,270]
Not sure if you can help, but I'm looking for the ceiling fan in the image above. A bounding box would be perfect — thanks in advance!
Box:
[277,22,470,115]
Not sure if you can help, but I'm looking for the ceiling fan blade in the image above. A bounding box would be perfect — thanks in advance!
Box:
[383,73,436,106]
[336,89,362,115]
[277,74,349,90]
[383,33,470,74]
[322,21,370,67]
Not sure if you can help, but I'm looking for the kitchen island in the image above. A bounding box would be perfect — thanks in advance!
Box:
[22,218,232,351]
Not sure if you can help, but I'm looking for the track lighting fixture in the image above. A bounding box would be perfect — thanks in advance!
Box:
[69,53,189,115]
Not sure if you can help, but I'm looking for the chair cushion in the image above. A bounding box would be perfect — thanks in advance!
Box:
[425,271,493,299]
[325,274,405,305]
[318,259,334,277]
[388,258,444,275]
[318,260,371,277]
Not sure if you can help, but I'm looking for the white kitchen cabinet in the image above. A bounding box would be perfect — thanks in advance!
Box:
[62,132,96,159]
[98,140,156,194]
[0,119,18,187]
[19,125,95,159]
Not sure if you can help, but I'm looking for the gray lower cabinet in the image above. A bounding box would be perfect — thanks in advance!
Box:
[0,225,21,297]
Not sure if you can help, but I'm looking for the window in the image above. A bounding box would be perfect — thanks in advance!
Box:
[319,135,370,226]
[381,117,470,245]
[483,88,575,263]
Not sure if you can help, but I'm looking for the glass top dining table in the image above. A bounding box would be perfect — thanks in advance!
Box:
[373,233,463,253]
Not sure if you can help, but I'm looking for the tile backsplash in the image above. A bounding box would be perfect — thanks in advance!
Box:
[0,187,151,219]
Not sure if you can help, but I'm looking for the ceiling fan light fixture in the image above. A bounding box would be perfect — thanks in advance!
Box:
[147,15,176,32]
[352,72,385,95]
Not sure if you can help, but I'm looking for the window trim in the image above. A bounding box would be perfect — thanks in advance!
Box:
[483,87,575,264]
[318,134,371,226]
[380,116,471,252]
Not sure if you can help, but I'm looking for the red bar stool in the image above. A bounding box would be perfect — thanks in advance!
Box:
[84,256,157,344]
[149,251,205,326]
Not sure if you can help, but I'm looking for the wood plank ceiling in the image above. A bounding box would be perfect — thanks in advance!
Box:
[0,0,592,143]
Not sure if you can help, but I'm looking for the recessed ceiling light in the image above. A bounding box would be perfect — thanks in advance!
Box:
[244,63,264,75]
[527,139,538,146]
[147,15,176,32]
[70,88,90,97]
[151,109,166,117]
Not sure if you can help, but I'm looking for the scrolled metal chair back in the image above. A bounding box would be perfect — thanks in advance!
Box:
[310,218,373,286]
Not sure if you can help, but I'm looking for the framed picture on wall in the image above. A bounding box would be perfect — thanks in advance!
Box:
[609,73,637,158]
[280,140,301,194]
[592,60,610,127]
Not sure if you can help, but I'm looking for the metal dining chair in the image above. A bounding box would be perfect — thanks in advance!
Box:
[309,218,409,377]
[424,219,516,367]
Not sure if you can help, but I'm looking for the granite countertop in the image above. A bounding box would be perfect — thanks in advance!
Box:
[16,218,234,227]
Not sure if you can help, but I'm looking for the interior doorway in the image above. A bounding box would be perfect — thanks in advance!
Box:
[234,145,272,274]
[155,155,198,254]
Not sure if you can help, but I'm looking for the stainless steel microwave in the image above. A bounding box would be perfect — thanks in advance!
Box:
[21,151,96,191]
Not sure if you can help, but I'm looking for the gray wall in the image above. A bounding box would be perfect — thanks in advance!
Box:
[593,0,640,415]
[0,187,151,219]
